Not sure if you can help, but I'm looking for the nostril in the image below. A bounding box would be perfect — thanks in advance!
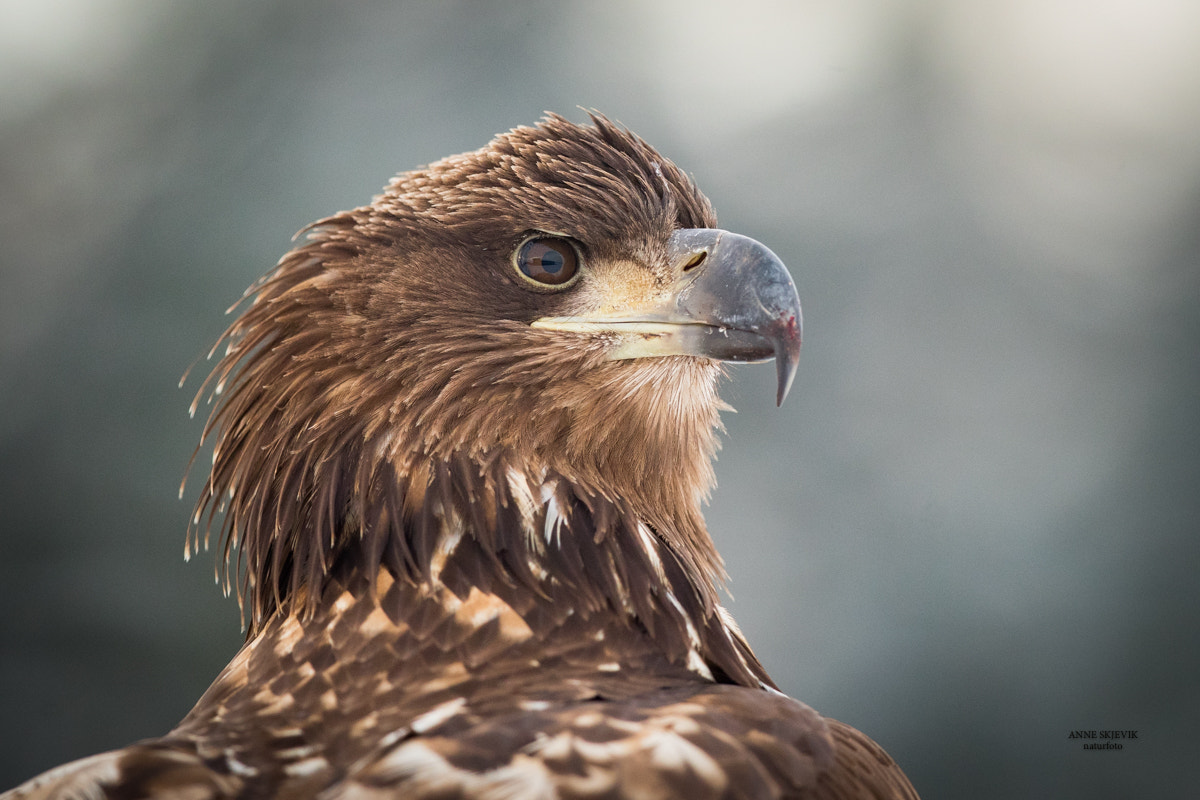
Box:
[682,251,707,272]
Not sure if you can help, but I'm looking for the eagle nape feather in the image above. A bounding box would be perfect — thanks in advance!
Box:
[4,113,918,800]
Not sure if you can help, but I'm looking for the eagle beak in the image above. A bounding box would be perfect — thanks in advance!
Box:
[532,228,803,405]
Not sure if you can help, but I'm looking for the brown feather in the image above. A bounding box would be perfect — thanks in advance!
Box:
[3,114,918,800]
[186,114,724,632]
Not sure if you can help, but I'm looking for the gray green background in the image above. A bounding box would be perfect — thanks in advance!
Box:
[2,2,1198,797]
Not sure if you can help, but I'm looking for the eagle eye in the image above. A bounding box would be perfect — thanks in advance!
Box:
[514,236,581,289]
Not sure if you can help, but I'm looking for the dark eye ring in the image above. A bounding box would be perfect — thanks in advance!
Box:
[513,235,582,289]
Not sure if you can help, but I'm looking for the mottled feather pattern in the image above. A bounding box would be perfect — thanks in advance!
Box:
[4,114,918,799]
[13,527,835,798]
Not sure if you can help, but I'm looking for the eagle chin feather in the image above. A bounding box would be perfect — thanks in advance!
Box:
[4,113,918,800]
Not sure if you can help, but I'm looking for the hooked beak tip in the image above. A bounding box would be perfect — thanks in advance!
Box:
[774,312,802,406]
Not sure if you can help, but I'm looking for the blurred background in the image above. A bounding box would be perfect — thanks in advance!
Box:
[2,1,1198,796]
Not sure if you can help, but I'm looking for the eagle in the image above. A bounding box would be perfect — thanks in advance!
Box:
[4,114,918,800]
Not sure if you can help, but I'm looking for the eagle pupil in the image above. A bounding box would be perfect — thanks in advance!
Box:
[516,237,579,287]
[538,251,563,274]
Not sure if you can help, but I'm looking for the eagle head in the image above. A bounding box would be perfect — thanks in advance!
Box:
[189,113,801,632]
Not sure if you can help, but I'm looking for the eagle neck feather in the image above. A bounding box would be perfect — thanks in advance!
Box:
[189,320,767,687]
